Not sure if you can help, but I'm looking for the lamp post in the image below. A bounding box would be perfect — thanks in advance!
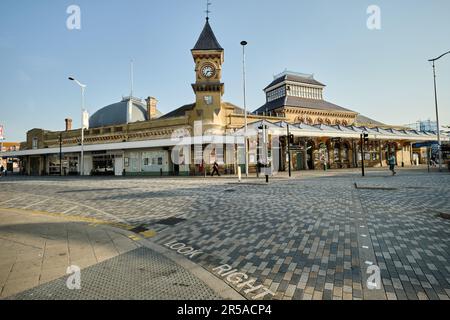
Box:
[241,40,248,177]
[68,77,86,176]
[428,50,450,172]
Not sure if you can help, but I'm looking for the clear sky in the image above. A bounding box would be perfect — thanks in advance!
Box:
[1,0,449,142]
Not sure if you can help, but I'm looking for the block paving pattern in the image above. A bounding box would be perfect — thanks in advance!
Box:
[0,171,449,300]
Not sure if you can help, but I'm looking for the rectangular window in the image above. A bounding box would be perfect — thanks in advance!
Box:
[32,137,38,149]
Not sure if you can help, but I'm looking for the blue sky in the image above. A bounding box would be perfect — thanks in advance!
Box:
[1,0,449,141]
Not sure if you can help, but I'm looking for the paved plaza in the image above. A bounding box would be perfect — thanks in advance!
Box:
[0,167,449,300]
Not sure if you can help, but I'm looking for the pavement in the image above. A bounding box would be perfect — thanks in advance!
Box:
[0,167,449,300]
[0,208,240,300]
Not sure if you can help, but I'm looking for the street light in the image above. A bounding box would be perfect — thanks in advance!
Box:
[428,50,450,172]
[68,76,87,176]
[240,40,248,177]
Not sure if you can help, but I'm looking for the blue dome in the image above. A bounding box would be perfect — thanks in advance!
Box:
[89,97,148,128]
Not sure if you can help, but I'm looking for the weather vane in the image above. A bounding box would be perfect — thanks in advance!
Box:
[205,0,212,20]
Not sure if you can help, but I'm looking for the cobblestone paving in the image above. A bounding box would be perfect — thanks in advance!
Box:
[0,169,449,300]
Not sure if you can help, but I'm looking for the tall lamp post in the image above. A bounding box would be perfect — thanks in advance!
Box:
[68,77,87,176]
[429,50,450,172]
[240,41,249,177]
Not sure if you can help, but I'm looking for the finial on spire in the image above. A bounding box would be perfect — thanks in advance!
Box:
[205,0,211,21]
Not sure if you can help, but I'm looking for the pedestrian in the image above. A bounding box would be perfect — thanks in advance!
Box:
[0,165,4,177]
[388,154,397,176]
[211,161,220,177]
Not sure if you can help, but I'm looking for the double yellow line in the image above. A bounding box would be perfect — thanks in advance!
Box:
[0,206,157,240]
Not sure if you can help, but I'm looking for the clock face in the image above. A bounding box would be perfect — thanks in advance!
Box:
[201,64,215,78]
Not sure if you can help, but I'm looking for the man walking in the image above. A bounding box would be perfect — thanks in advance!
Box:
[388,154,397,176]
[211,161,220,177]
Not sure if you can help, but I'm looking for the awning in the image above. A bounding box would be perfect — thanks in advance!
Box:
[0,135,244,157]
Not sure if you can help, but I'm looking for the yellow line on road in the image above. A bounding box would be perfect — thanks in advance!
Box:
[0,207,135,231]
[128,235,142,241]
[140,230,157,238]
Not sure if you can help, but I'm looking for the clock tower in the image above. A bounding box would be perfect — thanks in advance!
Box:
[191,18,225,130]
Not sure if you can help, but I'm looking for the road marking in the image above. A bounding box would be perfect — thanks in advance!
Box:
[164,240,203,259]
[7,191,129,225]
[0,196,26,204]
[63,206,78,214]
[0,207,134,232]
[23,199,48,209]
[140,230,157,238]
[212,264,275,300]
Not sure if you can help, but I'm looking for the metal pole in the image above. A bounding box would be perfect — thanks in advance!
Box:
[360,134,365,177]
[263,124,269,183]
[81,86,85,176]
[287,124,291,177]
[256,132,259,178]
[431,61,442,172]
[241,41,248,177]
[59,132,62,176]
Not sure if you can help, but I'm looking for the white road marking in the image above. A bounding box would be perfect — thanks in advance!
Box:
[22,199,48,209]
[63,206,78,214]
[0,196,26,204]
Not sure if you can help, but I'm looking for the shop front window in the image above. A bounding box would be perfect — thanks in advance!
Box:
[334,143,341,161]
[342,144,349,161]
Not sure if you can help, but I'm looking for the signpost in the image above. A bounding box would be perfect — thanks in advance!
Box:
[360,132,369,177]
[287,124,292,177]
[258,123,270,183]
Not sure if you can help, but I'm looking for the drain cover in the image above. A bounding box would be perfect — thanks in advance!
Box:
[155,217,186,226]
[130,224,149,233]
[439,212,450,220]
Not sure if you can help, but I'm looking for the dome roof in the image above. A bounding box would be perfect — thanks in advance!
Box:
[89,97,159,128]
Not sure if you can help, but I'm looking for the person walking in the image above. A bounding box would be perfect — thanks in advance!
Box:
[388,154,397,176]
[211,161,220,177]
[0,165,4,177]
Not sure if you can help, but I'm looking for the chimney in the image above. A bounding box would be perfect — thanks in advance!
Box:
[145,97,158,120]
[65,118,72,131]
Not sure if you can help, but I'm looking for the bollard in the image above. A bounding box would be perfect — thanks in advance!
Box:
[238,166,242,182]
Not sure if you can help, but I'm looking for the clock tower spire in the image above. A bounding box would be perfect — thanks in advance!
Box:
[191,15,225,128]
